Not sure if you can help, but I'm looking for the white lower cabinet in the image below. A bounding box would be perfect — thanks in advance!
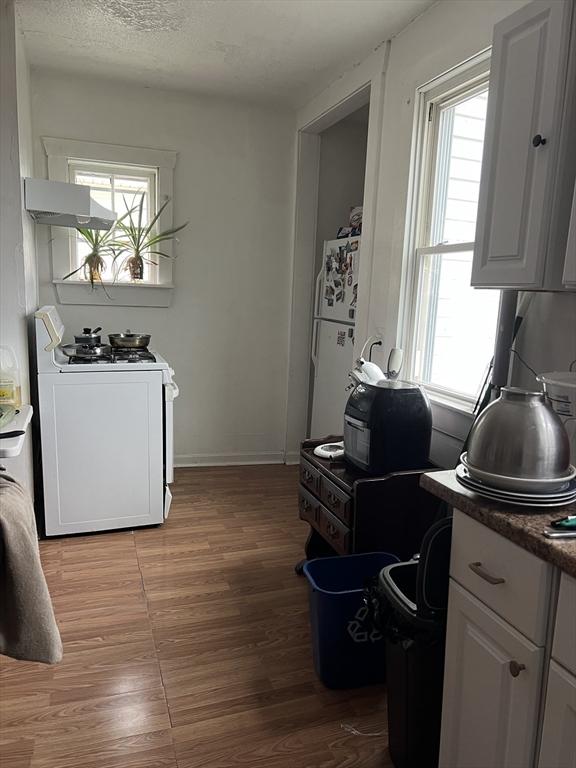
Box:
[439,580,545,768]
[539,661,576,768]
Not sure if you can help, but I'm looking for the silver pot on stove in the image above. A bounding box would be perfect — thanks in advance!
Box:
[108,330,151,349]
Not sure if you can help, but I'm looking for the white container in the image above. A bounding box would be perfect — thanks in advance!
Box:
[538,371,576,462]
[0,346,21,407]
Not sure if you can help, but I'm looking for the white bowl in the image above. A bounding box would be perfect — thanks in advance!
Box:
[460,452,576,493]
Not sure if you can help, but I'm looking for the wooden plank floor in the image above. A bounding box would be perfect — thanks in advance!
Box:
[0,465,392,767]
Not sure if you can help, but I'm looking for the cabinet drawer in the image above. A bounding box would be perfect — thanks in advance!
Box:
[320,476,352,525]
[298,485,320,526]
[553,573,576,675]
[318,506,351,555]
[300,458,321,496]
[450,510,553,645]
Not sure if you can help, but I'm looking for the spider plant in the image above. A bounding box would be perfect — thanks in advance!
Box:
[63,207,135,288]
[112,195,188,281]
[63,227,116,288]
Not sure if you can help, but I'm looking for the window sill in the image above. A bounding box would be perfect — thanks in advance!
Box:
[53,279,174,307]
[427,390,475,416]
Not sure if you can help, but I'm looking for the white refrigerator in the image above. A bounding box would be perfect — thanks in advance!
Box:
[310,236,360,437]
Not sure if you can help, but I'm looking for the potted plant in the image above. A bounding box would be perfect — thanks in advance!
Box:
[63,207,135,288]
[63,226,116,288]
[113,196,188,281]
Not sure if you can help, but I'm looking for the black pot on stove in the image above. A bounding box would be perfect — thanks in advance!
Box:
[74,327,102,347]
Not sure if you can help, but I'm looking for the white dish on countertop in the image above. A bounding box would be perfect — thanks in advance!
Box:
[456,464,576,500]
[456,465,576,507]
[460,452,576,493]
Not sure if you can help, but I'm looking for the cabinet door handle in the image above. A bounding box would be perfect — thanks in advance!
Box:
[468,561,506,585]
[509,661,526,678]
[532,134,547,147]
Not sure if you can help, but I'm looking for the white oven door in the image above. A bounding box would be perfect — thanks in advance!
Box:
[163,374,179,485]
[39,370,164,536]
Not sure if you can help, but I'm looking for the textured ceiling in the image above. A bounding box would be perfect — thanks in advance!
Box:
[15,0,433,106]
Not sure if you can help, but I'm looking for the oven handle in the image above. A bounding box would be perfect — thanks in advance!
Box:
[165,381,179,400]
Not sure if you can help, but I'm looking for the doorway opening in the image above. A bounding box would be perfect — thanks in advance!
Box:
[308,102,370,438]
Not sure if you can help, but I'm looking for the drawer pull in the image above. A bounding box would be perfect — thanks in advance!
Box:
[509,660,526,678]
[468,561,506,585]
[327,491,339,509]
[326,522,340,540]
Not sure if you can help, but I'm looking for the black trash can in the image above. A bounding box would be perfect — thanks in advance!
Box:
[378,516,452,768]
[303,552,399,689]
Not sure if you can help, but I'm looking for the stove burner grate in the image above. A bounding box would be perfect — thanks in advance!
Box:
[68,348,156,364]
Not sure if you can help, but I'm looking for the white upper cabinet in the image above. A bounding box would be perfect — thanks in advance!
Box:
[473,0,576,290]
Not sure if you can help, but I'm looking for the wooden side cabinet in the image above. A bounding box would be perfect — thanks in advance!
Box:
[298,439,443,562]
[473,0,576,290]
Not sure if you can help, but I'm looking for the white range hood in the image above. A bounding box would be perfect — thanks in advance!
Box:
[24,178,117,230]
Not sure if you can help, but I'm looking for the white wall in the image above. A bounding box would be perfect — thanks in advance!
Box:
[0,1,37,492]
[362,0,531,467]
[31,69,295,465]
[513,292,576,388]
[315,113,368,272]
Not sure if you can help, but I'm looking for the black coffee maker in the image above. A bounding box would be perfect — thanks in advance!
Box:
[343,379,432,475]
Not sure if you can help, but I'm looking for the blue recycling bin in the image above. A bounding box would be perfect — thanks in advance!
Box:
[303,552,399,689]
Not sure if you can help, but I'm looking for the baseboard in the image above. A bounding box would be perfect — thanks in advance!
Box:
[284,451,300,465]
[175,451,286,467]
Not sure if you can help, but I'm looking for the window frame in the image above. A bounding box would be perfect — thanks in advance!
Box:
[398,51,497,411]
[68,158,159,284]
[42,137,177,307]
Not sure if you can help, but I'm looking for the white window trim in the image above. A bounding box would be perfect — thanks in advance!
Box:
[42,137,177,307]
[68,159,159,283]
[398,50,493,412]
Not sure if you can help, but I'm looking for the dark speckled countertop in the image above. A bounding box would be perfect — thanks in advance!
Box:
[421,469,576,579]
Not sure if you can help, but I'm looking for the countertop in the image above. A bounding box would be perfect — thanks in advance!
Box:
[421,469,576,579]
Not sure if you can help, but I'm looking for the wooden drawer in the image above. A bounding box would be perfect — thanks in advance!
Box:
[450,510,553,645]
[318,505,351,555]
[298,485,320,526]
[300,458,321,497]
[553,573,576,675]
[320,476,352,525]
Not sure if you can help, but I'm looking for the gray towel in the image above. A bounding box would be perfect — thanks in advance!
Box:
[0,473,62,664]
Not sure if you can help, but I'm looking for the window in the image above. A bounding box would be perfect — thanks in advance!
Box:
[69,160,157,283]
[43,138,177,307]
[403,62,500,405]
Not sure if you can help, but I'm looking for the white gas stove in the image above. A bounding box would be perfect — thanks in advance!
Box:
[35,306,178,536]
